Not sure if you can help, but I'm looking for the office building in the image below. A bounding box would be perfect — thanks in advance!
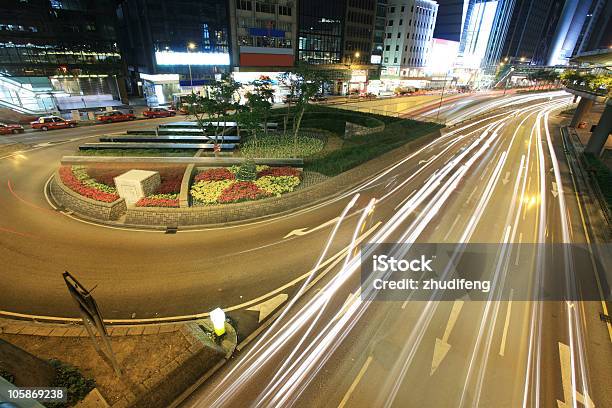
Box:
[343,0,377,65]
[381,0,439,78]
[571,0,612,55]
[116,0,230,104]
[457,0,515,72]
[501,0,556,65]
[0,0,126,114]
[433,0,466,42]
[372,0,389,64]
[228,0,297,69]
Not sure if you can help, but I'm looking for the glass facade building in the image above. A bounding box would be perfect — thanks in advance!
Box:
[298,0,346,64]
[116,0,231,95]
[0,0,122,78]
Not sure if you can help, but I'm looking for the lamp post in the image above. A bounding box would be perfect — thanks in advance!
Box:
[436,70,449,123]
[503,66,515,96]
[187,42,196,87]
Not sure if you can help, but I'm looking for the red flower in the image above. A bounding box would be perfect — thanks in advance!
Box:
[59,166,120,203]
[218,181,269,203]
[135,197,179,207]
[257,167,301,178]
[195,168,235,182]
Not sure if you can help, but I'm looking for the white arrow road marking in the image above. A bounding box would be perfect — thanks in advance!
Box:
[552,181,560,198]
[246,293,288,323]
[284,217,341,238]
[336,289,362,321]
[431,299,464,375]
[502,171,511,185]
[418,155,437,165]
[557,342,595,408]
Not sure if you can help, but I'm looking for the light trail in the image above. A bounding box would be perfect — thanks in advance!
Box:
[186,92,576,408]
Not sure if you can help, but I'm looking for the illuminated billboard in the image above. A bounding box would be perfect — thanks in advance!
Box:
[155,51,230,66]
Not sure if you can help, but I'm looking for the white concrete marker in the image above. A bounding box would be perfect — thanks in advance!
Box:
[431,299,464,375]
[246,293,288,323]
[557,342,595,408]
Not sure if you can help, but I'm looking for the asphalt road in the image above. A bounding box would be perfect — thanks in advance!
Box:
[182,93,611,408]
[1,91,609,407]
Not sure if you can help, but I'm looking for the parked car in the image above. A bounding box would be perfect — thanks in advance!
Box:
[0,123,25,135]
[96,110,136,123]
[143,107,177,118]
[283,95,300,104]
[310,94,328,102]
[31,116,77,131]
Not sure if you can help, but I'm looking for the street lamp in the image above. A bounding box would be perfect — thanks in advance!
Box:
[503,66,515,96]
[187,42,196,87]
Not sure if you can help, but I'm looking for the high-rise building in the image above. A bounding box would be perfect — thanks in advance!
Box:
[433,0,466,42]
[546,0,594,65]
[372,0,389,64]
[228,0,297,69]
[116,0,230,103]
[343,0,377,65]
[457,0,515,72]
[571,0,612,55]
[381,0,439,77]
[297,0,379,95]
[297,0,345,65]
[0,0,127,113]
[501,0,556,65]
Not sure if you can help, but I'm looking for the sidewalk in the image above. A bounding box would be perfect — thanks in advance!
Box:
[0,317,235,408]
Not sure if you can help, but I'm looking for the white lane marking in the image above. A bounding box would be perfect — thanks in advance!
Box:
[246,293,288,323]
[514,232,523,266]
[337,355,373,408]
[284,217,341,238]
[443,215,461,241]
[393,189,417,211]
[0,221,381,325]
[557,342,595,408]
[431,299,464,375]
[467,185,479,203]
[499,288,514,357]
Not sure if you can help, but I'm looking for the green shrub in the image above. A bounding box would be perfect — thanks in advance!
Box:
[236,161,257,181]
[46,359,95,408]
[584,153,612,211]
[0,369,15,384]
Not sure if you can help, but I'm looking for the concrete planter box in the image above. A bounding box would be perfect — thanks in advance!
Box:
[50,171,127,221]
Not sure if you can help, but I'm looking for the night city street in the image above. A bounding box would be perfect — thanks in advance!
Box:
[0,1,610,407]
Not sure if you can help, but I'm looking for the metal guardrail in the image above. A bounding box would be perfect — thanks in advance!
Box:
[79,142,237,150]
[61,156,304,167]
[563,126,612,226]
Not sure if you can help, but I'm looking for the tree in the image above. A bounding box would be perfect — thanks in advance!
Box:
[180,74,240,154]
[279,64,329,157]
[236,80,274,144]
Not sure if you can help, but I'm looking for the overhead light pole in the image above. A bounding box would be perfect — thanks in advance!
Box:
[503,66,515,96]
[187,42,196,87]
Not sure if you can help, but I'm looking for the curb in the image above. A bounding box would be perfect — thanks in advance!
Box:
[47,126,444,231]
[168,321,237,408]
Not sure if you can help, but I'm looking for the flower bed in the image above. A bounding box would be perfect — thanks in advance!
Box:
[80,165,184,208]
[135,193,180,208]
[191,165,302,205]
[59,166,120,203]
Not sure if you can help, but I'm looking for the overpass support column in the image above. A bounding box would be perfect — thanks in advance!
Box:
[585,102,612,156]
[570,97,594,127]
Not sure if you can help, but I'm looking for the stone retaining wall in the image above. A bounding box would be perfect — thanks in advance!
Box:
[345,121,385,138]
[50,171,127,221]
[123,129,442,227]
